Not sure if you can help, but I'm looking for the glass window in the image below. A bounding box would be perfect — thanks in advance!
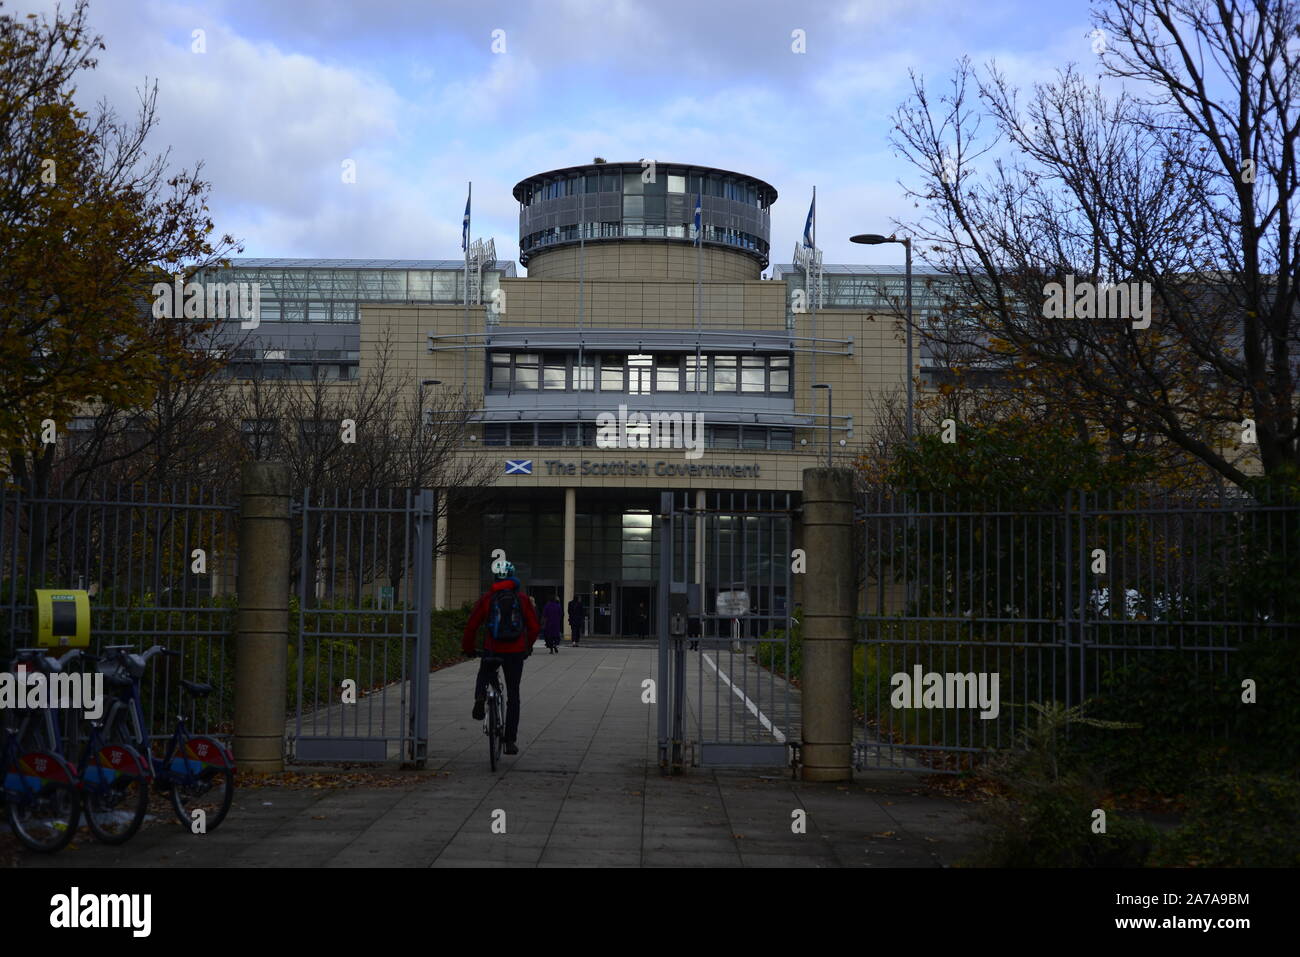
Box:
[515,352,539,391]
[713,425,739,449]
[408,270,432,300]
[575,355,595,391]
[543,354,567,390]
[741,427,767,450]
[585,174,600,193]
[713,355,737,392]
[643,174,666,195]
[687,174,704,195]
[484,425,508,447]
[623,173,644,195]
[538,423,564,446]
[685,355,704,392]
[667,174,686,193]
[601,355,625,391]
[655,355,680,392]
[770,428,793,450]
[644,196,665,219]
[567,176,579,195]
[770,356,790,392]
[628,354,652,395]
[382,271,406,298]
[623,196,644,220]
[490,353,511,391]
[601,172,619,192]
[741,355,766,392]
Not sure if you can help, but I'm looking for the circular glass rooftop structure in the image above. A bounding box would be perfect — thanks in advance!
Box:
[513,161,777,269]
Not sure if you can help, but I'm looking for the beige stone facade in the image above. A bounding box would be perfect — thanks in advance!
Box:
[360,241,912,631]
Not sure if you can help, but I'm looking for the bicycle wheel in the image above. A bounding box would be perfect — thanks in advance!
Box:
[487,689,500,772]
[82,745,150,845]
[169,762,235,833]
[5,753,81,853]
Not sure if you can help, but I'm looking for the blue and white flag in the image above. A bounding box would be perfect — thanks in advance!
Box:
[693,192,702,246]
[802,192,815,248]
[504,459,532,475]
[462,188,471,252]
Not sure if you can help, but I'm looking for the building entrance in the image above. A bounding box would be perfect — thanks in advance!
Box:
[591,581,614,636]
[618,585,655,639]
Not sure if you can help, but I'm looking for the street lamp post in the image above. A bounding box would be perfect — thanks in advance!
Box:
[850,233,913,443]
[812,383,832,467]
[418,379,442,428]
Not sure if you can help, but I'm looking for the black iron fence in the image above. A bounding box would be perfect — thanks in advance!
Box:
[0,482,238,739]
[856,488,1296,772]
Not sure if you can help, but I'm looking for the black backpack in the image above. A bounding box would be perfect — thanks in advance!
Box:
[488,587,524,641]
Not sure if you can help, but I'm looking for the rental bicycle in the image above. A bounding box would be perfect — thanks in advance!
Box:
[98,645,236,832]
[481,655,506,772]
[0,660,80,853]
[10,648,151,845]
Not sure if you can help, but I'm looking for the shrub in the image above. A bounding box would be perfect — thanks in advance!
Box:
[1150,774,1300,867]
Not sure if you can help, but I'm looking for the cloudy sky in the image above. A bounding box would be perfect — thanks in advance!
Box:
[17,0,1107,271]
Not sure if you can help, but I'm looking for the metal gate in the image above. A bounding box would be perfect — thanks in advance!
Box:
[290,488,434,764]
[657,491,798,771]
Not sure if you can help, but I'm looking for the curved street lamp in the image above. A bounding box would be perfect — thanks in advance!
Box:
[850,233,913,443]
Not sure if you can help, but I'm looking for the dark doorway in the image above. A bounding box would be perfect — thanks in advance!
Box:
[618,585,654,639]
[591,581,613,636]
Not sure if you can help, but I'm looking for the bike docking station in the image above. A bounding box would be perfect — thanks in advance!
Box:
[1,589,101,716]
[1,586,233,853]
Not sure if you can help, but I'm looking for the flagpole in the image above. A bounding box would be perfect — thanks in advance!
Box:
[464,181,471,386]
[810,185,817,404]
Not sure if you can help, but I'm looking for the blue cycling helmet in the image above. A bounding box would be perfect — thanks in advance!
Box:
[491,558,515,579]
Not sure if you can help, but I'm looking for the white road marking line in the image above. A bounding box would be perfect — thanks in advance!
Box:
[701,653,786,743]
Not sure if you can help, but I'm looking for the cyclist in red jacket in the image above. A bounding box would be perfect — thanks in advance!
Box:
[462,560,540,754]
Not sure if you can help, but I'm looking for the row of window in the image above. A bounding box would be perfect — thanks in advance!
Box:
[485,422,795,451]
[224,362,359,381]
[488,352,792,395]
[521,222,766,255]
[523,172,765,207]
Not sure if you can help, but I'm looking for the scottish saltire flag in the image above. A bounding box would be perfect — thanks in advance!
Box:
[803,193,815,248]
[462,190,471,251]
[693,192,702,245]
[505,459,532,475]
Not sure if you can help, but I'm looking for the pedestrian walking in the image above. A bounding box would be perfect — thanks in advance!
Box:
[567,595,586,647]
[542,594,563,653]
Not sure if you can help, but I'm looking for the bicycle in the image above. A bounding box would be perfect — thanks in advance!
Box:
[98,645,236,833]
[480,655,506,772]
[0,661,81,853]
[10,648,151,845]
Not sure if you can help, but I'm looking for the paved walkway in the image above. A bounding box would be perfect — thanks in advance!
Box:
[23,646,983,867]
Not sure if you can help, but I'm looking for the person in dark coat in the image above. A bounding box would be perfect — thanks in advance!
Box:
[687,614,702,651]
[542,595,564,654]
[567,596,586,646]
[635,602,649,639]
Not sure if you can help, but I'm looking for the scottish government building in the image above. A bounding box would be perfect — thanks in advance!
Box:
[209,161,933,637]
